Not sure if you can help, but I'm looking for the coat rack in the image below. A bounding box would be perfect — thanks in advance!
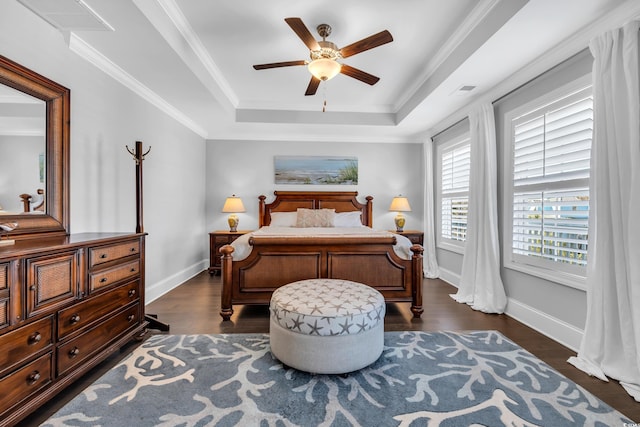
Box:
[126,141,170,331]
[126,141,151,233]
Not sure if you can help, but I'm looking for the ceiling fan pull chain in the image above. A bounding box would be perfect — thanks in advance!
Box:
[322,84,327,112]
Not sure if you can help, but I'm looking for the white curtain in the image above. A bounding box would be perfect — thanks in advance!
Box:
[567,21,640,401]
[451,103,507,313]
[423,139,440,278]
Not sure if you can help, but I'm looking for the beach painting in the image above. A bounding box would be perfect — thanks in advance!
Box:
[274,156,358,185]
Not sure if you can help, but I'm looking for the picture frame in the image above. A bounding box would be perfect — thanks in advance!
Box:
[274,156,358,185]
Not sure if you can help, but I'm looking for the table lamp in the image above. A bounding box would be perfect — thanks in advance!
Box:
[389,195,411,232]
[222,195,246,232]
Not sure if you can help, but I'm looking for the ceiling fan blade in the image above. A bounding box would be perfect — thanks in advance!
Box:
[253,60,306,70]
[340,64,380,85]
[339,30,393,58]
[305,76,321,96]
[285,17,320,51]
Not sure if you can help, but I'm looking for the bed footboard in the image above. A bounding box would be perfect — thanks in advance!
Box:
[219,240,423,320]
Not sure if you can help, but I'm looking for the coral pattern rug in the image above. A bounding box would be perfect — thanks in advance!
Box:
[43,331,632,426]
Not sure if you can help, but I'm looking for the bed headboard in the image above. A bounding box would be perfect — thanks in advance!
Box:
[258,191,373,227]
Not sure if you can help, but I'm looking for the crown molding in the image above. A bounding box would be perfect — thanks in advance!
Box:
[156,0,239,108]
[393,0,502,112]
[206,131,418,144]
[395,0,529,123]
[67,33,208,138]
[429,0,640,136]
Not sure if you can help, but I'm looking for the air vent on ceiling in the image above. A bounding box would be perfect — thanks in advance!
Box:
[17,0,114,32]
[450,84,477,97]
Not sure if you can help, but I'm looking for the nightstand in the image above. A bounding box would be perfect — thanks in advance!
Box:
[389,230,424,246]
[209,230,251,275]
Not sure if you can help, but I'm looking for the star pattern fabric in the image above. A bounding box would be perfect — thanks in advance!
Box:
[270,279,385,336]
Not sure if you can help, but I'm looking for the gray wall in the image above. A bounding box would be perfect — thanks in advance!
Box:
[205,140,424,233]
[494,50,593,335]
[1,2,207,302]
[433,50,594,349]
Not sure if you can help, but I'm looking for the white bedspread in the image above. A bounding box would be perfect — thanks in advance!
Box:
[230,226,414,261]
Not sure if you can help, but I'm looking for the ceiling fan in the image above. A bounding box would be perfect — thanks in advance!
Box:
[253,17,393,96]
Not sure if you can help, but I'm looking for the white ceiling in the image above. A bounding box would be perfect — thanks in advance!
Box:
[14,0,639,142]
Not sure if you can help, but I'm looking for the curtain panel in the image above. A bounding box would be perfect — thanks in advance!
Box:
[451,103,507,313]
[568,21,640,401]
[422,138,440,278]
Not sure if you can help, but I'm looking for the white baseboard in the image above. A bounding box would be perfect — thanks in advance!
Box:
[145,259,208,304]
[433,266,583,352]
[436,267,460,288]
[505,298,583,352]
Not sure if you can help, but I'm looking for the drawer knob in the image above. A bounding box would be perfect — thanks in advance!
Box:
[100,253,108,259]
[128,289,136,297]
[100,277,108,283]
[130,268,136,272]
[69,347,80,357]
[130,247,136,252]
[70,314,81,324]
[27,371,41,385]
[127,314,135,322]
[28,332,42,345]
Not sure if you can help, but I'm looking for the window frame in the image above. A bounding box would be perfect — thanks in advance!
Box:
[502,74,592,290]
[436,132,471,254]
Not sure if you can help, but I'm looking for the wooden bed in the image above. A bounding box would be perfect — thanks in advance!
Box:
[219,191,423,320]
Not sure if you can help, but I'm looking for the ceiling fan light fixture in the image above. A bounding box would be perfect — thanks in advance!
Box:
[252,18,392,95]
[308,58,341,81]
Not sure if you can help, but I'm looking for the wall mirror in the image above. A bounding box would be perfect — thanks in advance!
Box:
[0,55,69,239]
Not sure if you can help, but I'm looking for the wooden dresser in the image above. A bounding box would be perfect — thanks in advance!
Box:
[0,232,147,426]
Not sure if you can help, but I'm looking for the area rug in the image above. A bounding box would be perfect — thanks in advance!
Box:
[43,331,633,427]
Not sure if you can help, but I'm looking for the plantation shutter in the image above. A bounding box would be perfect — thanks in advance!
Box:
[511,87,592,269]
[441,141,470,241]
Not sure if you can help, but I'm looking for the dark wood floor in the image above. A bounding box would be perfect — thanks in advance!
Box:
[18,272,640,425]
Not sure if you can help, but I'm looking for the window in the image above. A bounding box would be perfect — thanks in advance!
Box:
[505,80,592,286]
[437,135,471,252]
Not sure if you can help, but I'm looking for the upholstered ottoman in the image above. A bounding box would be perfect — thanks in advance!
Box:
[269,278,385,374]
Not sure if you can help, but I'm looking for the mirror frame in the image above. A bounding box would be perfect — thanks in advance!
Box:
[0,54,69,239]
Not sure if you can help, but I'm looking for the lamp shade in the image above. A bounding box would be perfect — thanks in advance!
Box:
[308,58,341,81]
[389,196,411,212]
[222,195,246,213]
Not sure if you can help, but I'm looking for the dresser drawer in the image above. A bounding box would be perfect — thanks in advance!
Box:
[209,231,250,274]
[89,260,139,293]
[57,303,140,375]
[405,234,422,244]
[0,262,7,329]
[0,353,52,415]
[0,262,7,290]
[25,251,79,318]
[58,280,140,340]
[0,316,53,376]
[0,260,19,330]
[0,299,7,330]
[89,240,140,268]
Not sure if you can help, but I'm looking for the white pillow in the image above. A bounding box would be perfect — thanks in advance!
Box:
[269,211,297,227]
[334,211,364,227]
